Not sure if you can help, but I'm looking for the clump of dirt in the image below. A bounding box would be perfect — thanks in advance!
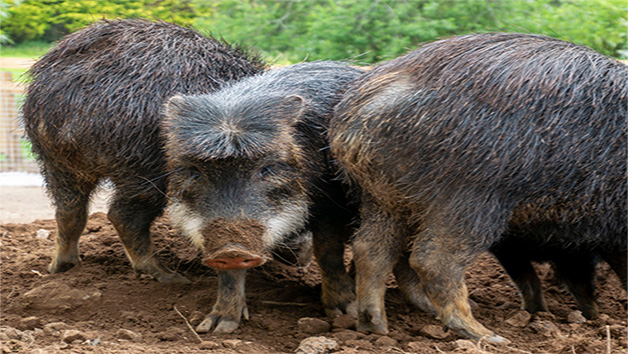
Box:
[1,212,626,353]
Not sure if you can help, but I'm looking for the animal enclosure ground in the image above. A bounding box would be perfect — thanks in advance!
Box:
[1,211,626,354]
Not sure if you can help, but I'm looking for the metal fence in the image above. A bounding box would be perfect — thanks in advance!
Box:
[0,71,38,173]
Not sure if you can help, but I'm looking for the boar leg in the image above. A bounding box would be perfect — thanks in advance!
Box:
[393,253,436,315]
[552,254,599,319]
[197,269,248,334]
[408,206,508,343]
[107,188,188,283]
[601,247,627,290]
[353,199,403,334]
[492,251,548,314]
[46,167,96,274]
[312,217,356,318]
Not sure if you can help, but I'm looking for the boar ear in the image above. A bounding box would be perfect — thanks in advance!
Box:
[164,94,189,118]
[278,94,307,122]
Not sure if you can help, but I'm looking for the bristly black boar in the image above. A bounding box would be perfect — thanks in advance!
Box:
[329,32,627,342]
[162,61,363,333]
[22,19,266,283]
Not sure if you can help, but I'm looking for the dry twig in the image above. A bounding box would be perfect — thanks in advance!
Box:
[607,325,611,354]
[434,345,446,354]
[174,306,203,344]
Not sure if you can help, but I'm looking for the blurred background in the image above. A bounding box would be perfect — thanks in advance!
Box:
[0,0,627,175]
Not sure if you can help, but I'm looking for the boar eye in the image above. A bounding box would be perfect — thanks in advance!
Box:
[187,166,202,180]
[258,166,275,179]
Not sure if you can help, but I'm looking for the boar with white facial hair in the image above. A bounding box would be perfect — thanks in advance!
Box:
[162,61,363,334]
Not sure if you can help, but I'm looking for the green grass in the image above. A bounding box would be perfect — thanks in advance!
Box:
[20,139,36,160]
[1,40,51,58]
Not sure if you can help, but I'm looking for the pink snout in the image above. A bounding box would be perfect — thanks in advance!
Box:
[204,244,268,270]
[205,256,266,269]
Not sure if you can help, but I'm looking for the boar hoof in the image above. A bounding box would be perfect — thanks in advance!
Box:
[196,306,248,334]
[356,320,389,335]
[356,310,388,335]
[325,301,357,318]
[196,315,239,334]
[48,258,81,273]
[484,334,510,344]
[135,258,191,283]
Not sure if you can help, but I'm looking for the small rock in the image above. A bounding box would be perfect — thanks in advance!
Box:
[85,338,101,346]
[36,229,51,240]
[188,311,205,327]
[43,322,67,336]
[23,283,102,311]
[62,329,86,343]
[296,336,338,354]
[406,341,425,352]
[567,310,586,324]
[18,316,42,330]
[86,225,102,233]
[2,327,23,340]
[374,336,397,347]
[222,339,243,349]
[345,339,373,350]
[332,314,355,329]
[298,317,331,334]
[2,345,11,354]
[598,314,611,324]
[334,330,359,342]
[199,341,220,350]
[116,329,141,341]
[506,310,532,327]
[420,324,449,339]
[529,320,562,338]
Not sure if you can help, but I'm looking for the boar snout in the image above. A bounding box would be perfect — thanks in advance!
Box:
[202,218,268,269]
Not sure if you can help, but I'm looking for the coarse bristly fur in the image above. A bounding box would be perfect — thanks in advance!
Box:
[329,32,627,341]
[22,18,266,283]
[162,61,363,334]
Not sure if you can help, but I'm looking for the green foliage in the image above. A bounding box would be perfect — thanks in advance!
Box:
[3,0,626,61]
[0,0,14,44]
[3,0,196,44]
[192,0,627,63]
[500,0,627,59]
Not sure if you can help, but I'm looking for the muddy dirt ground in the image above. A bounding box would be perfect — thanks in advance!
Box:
[1,205,626,353]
